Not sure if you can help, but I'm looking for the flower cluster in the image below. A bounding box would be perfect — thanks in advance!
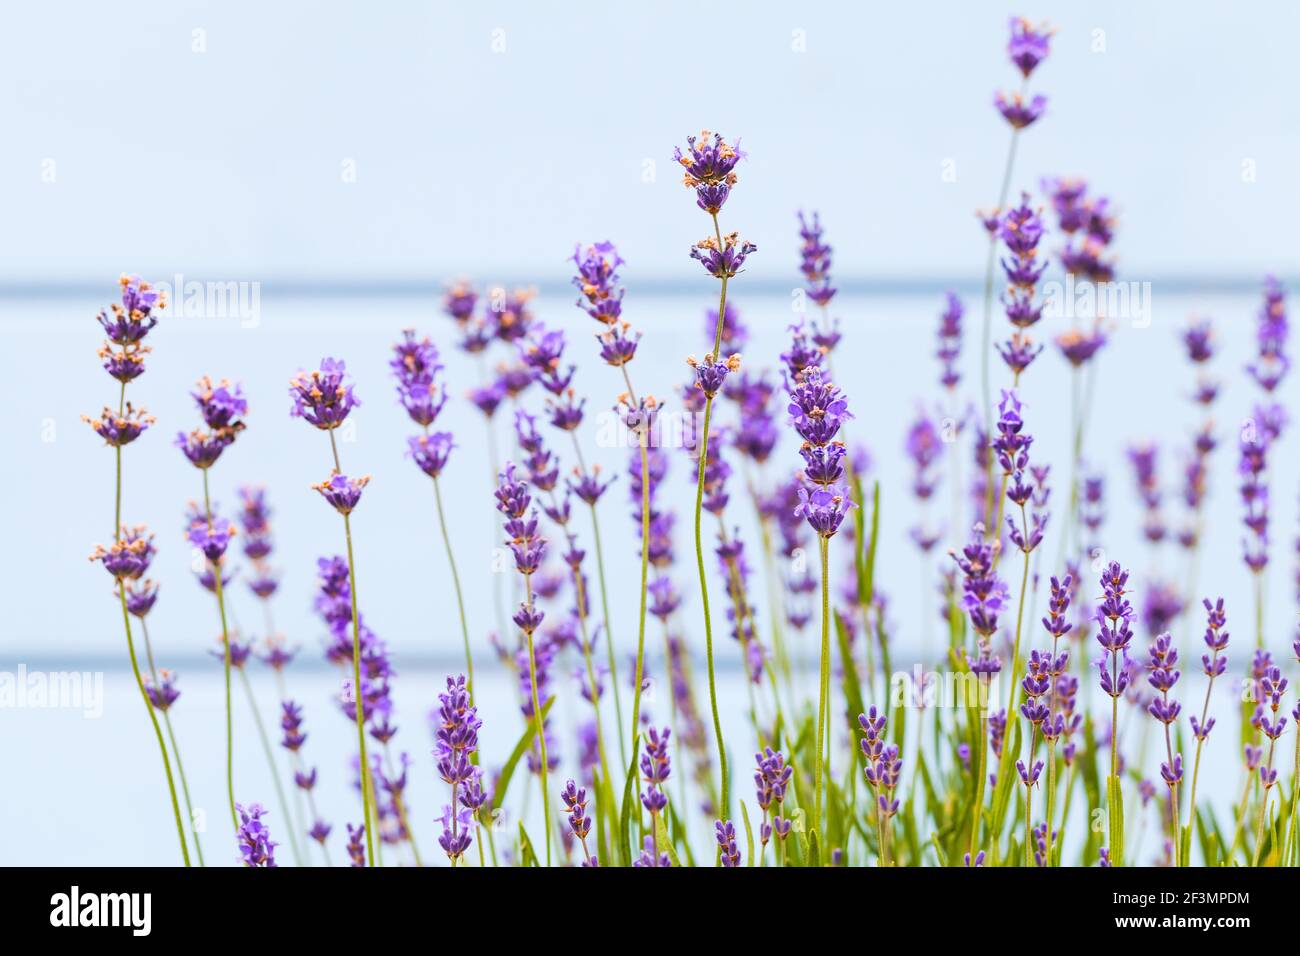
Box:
[1096,563,1135,700]
[95,274,165,384]
[434,674,484,863]
[997,198,1047,379]
[289,358,359,430]
[235,803,277,867]
[788,364,855,538]
[859,707,902,821]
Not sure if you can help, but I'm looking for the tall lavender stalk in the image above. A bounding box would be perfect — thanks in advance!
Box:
[1096,561,1135,866]
[675,131,755,814]
[177,375,248,836]
[1241,278,1289,648]
[289,358,375,866]
[435,675,484,866]
[85,274,190,865]
[787,364,855,836]
[390,330,475,689]
[494,463,552,865]
[571,242,654,790]
[1184,598,1228,863]
[1251,666,1288,865]
[979,19,1050,490]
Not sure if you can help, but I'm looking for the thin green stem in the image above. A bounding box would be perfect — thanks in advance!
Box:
[327,430,376,867]
[692,218,732,817]
[238,668,304,866]
[969,680,989,860]
[140,619,205,866]
[981,127,1022,518]
[694,394,729,817]
[200,469,238,834]
[432,474,474,692]
[629,439,652,841]
[119,589,190,865]
[586,500,626,767]
[522,573,552,866]
[814,536,831,842]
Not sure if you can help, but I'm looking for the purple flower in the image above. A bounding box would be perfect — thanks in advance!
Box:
[83,403,155,447]
[1245,277,1289,393]
[90,525,156,581]
[191,376,248,432]
[936,292,964,389]
[561,779,593,845]
[688,353,741,400]
[639,726,672,814]
[715,820,741,867]
[442,281,477,324]
[596,322,640,367]
[859,707,902,818]
[312,472,370,515]
[434,674,481,796]
[995,91,1047,129]
[289,358,360,429]
[98,274,164,344]
[1056,326,1107,367]
[186,516,237,562]
[346,823,366,867]
[690,233,758,279]
[144,669,181,711]
[280,700,307,751]
[952,530,1008,640]
[674,131,744,189]
[798,211,836,307]
[633,835,672,868]
[235,803,277,867]
[390,331,448,427]
[174,428,235,469]
[793,484,855,538]
[408,432,455,478]
[754,747,793,846]
[1008,17,1052,77]
[572,241,625,325]
[1096,562,1135,699]
[124,579,159,617]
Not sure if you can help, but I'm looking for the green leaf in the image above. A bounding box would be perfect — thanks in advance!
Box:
[618,732,641,866]
[1106,774,1125,867]
[653,811,681,867]
[834,610,866,759]
[990,716,1022,842]
[518,822,539,867]
[491,698,556,812]
[739,800,755,867]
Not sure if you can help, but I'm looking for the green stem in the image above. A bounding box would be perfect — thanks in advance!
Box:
[694,394,729,818]
[238,668,304,866]
[587,500,627,767]
[980,126,1022,518]
[327,430,376,867]
[692,222,732,817]
[432,474,474,692]
[629,439,652,841]
[969,680,989,860]
[1252,739,1277,867]
[119,589,190,865]
[814,536,831,842]
[201,469,238,833]
[522,573,552,866]
[140,619,205,866]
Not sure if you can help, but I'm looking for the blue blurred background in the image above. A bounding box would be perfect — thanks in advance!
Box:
[2,1,1298,865]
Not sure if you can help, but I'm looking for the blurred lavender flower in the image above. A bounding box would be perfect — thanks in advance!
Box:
[235,803,277,868]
